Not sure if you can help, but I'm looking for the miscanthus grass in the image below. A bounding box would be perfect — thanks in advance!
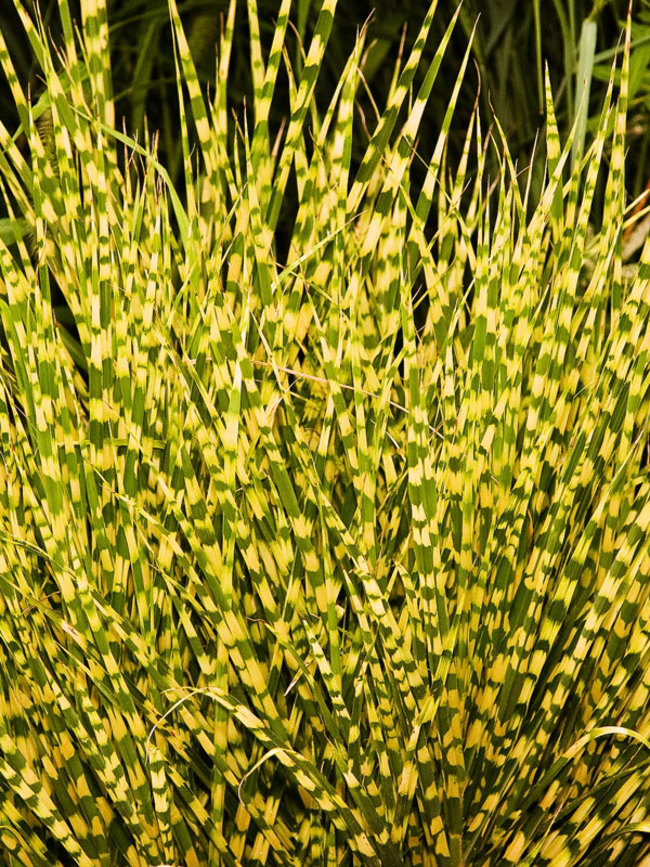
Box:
[0,1,649,865]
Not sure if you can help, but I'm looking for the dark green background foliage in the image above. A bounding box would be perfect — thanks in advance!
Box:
[1,0,645,193]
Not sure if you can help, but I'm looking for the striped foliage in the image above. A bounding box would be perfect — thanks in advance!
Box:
[0,1,649,865]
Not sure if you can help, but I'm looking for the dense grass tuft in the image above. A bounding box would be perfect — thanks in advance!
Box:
[0,2,649,865]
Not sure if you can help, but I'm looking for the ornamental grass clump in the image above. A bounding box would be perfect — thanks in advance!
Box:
[0,1,650,865]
